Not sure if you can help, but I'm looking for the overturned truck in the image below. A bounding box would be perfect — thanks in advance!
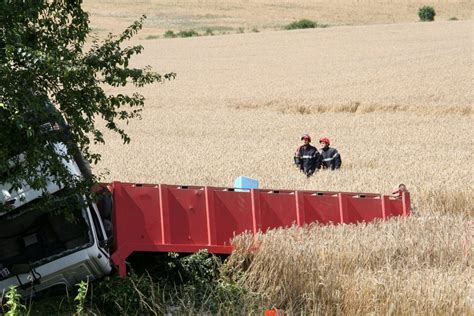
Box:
[0,160,411,296]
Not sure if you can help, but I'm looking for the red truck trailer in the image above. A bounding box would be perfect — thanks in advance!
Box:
[109,182,411,277]
[0,178,411,295]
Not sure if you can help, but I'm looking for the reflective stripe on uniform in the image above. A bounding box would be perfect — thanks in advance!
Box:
[323,153,338,162]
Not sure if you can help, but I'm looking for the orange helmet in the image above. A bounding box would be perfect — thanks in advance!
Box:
[301,134,311,142]
[319,137,330,145]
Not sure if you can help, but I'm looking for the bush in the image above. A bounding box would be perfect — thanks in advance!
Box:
[167,250,250,313]
[177,30,199,38]
[145,35,160,40]
[93,272,157,315]
[91,251,253,314]
[164,29,200,39]
[418,6,436,21]
[285,19,317,30]
[164,30,176,38]
[205,28,214,36]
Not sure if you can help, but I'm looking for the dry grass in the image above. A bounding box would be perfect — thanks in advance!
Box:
[227,214,473,314]
[82,4,474,313]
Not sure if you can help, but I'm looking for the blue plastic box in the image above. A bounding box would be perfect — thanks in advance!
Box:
[234,176,259,191]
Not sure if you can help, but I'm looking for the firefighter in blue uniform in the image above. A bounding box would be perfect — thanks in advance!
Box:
[294,134,322,178]
[319,137,342,170]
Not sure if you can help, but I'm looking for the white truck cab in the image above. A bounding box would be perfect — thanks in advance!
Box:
[0,144,112,296]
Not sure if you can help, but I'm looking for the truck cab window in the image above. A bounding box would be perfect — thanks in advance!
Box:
[89,205,105,243]
[0,192,91,279]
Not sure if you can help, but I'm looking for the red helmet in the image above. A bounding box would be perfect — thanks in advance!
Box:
[319,137,330,145]
[301,134,311,142]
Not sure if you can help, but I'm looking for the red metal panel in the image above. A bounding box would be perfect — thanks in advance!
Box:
[163,186,209,245]
[258,190,298,231]
[344,195,384,224]
[302,192,341,224]
[111,183,164,277]
[386,196,405,218]
[210,189,253,245]
[112,183,162,248]
[402,191,411,216]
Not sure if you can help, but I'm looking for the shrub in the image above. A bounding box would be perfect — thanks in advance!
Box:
[285,19,317,30]
[205,28,214,36]
[166,250,250,312]
[164,30,176,38]
[177,30,199,38]
[145,35,160,40]
[92,272,156,315]
[449,17,458,21]
[418,6,436,21]
[91,251,252,314]
[251,27,259,33]
[164,29,199,38]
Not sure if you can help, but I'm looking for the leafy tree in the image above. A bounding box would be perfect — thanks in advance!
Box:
[0,1,174,213]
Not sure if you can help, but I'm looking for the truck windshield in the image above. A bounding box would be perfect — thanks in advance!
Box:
[0,191,91,277]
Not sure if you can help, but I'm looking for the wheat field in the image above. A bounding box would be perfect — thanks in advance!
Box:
[83,0,471,38]
[228,214,472,314]
[84,2,473,314]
